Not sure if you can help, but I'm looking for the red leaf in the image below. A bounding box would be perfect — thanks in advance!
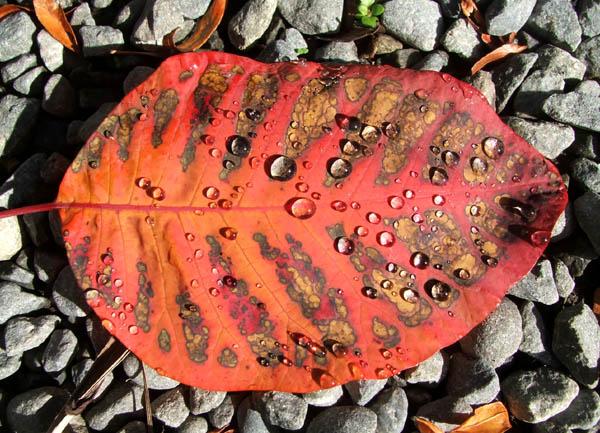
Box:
[53,52,566,392]
[471,43,528,74]
[33,0,79,52]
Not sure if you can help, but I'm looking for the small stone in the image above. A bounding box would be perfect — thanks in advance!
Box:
[131,0,184,45]
[570,158,600,194]
[3,315,60,356]
[302,386,343,407]
[52,266,88,318]
[527,0,582,52]
[413,50,449,71]
[70,2,96,27]
[553,302,600,388]
[179,415,209,433]
[545,388,600,430]
[122,355,180,390]
[189,388,227,415]
[506,117,574,159]
[578,0,600,38]
[575,35,600,78]
[0,12,37,62]
[228,0,277,50]
[41,328,78,373]
[208,394,234,429]
[404,351,448,386]
[37,30,77,73]
[460,298,523,367]
[176,0,210,19]
[519,301,557,365]
[501,368,579,423]
[368,383,408,433]
[79,25,125,56]
[492,52,538,112]
[574,191,600,254]
[370,34,404,56]
[42,74,76,117]
[0,54,37,83]
[551,202,575,242]
[0,95,40,157]
[306,406,378,433]
[71,358,113,397]
[0,346,22,380]
[278,0,343,35]
[465,70,496,107]
[543,80,600,132]
[12,66,48,97]
[388,48,423,68]
[509,259,559,305]
[84,383,144,431]
[485,0,536,35]
[253,391,308,430]
[6,387,68,433]
[0,282,50,324]
[345,379,388,406]
[0,261,34,288]
[535,44,587,80]
[258,28,307,62]
[512,70,565,118]
[151,387,189,428]
[416,396,472,431]
[446,353,500,404]
[383,0,444,51]
[123,66,155,94]
[114,0,145,31]
[314,41,359,62]
[441,19,485,61]
[237,397,270,433]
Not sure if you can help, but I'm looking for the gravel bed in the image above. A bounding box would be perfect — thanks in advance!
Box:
[0,0,598,432]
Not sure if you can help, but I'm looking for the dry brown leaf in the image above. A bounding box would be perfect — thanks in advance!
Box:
[593,287,600,320]
[415,417,445,433]
[481,33,493,45]
[164,0,226,52]
[453,402,511,433]
[471,43,527,74]
[33,0,78,52]
[460,0,484,28]
[0,4,30,20]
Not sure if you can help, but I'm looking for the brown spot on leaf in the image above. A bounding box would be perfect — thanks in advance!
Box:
[152,89,179,148]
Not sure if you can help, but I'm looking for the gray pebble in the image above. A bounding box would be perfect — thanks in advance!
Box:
[3,315,60,356]
[208,394,234,429]
[543,80,600,132]
[70,2,95,27]
[80,25,125,57]
[37,30,77,73]
[389,48,423,68]
[42,74,76,117]
[0,94,40,157]
[519,301,557,365]
[570,158,600,193]
[485,0,536,35]
[465,70,496,108]
[368,383,408,433]
[1,54,37,83]
[253,391,307,430]
[0,12,37,62]
[189,388,227,415]
[0,346,22,380]
[535,44,587,81]
[569,131,599,161]
[71,358,113,397]
[237,397,271,433]
[228,0,277,50]
[551,203,574,242]
[179,415,209,433]
[575,35,600,78]
[404,351,447,386]
[122,355,179,390]
[345,379,388,406]
[84,383,144,431]
[52,266,88,318]
[415,396,472,431]
[0,282,50,324]
[41,328,78,373]
[527,0,581,51]
[307,406,378,433]
[259,28,307,62]
[383,0,444,51]
[176,0,210,19]
[6,387,68,433]
[574,191,600,254]
[505,117,574,159]
[302,386,343,407]
[512,70,565,119]
[278,0,343,35]
[13,66,48,97]
[502,368,579,423]
[460,298,523,367]
[509,259,559,305]
[0,261,35,289]
[151,387,189,428]
[578,0,600,38]
[551,258,575,298]
[441,19,485,61]
[131,0,184,45]
[492,52,538,112]
[114,0,145,31]
[123,66,155,94]
[413,50,449,71]
[371,34,404,55]
[446,353,500,404]
[545,388,600,430]
[553,302,600,388]
[314,41,359,63]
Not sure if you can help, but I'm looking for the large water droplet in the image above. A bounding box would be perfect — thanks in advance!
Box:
[286,197,316,219]
[410,252,430,269]
[355,226,368,237]
[499,197,537,223]
[220,227,238,240]
[245,108,261,121]
[366,212,381,224]
[401,287,419,303]
[223,275,237,287]
[432,194,445,205]
[377,231,395,247]
[470,157,488,175]
[482,255,498,267]
[148,186,165,201]
[362,286,378,299]
[388,196,404,209]
[136,177,151,189]
[267,155,297,181]
[442,150,460,166]
[425,279,452,302]
[454,268,471,280]
[341,139,361,156]
[360,124,381,143]
[226,135,251,157]
[334,237,355,255]
[331,200,347,212]
[325,339,348,357]
[482,137,504,159]
[327,158,352,179]
[429,167,449,186]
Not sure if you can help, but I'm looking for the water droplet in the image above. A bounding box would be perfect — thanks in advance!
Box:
[425,279,452,302]
[296,182,309,192]
[410,252,430,269]
[101,319,114,332]
[280,356,293,367]
[499,197,537,223]
[432,194,445,205]
[85,289,101,307]
[311,192,321,200]
[348,362,365,379]
[209,148,222,158]
[220,227,238,240]
[327,158,352,179]
[401,288,419,303]
[145,216,155,226]
[381,279,393,290]
[223,159,236,170]
[482,137,504,159]
[469,205,481,216]
[335,114,361,131]
[334,237,354,255]
[218,199,233,209]
[375,368,388,379]
[382,122,399,138]
[257,357,270,367]
[412,213,424,223]
[209,287,220,297]
[341,139,361,156]
[355,226,368,237]
[470,157,488,175]
[308,342,327,357]
[244,108,261,121]
[360,124,381,143]
[286,197,316,219]
[223,275,237,287]
[454,268,471,280]
[203,186,220,200]
[331,200,347,212]
[530,230,550,246]
[113,278,123,288]
[136,177,151,189]
[442,150,460,166]
[362,286,378,299]
[366,212,381,224]
[377,231,395,247]
[380,348,392,359]
[429,167,449,186]
[403,190,415,199]
[267,155,297,181]
[290,332,311,348]
[388,196,404,209]
[185,233,195,242]
[482,255,498,267]
[148,186,165,201]
[128,325,139,335]
[386,262,398,273]
[101,253,113,265]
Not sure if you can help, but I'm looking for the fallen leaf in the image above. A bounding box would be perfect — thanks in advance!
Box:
[471,43,528,74]
[0,4,30,20]
[460,0,484,29]
[453,402,511,433]
[164,0,226,52]
[593,287,600,321]
[415,417,445,433]
[33,0,78,52]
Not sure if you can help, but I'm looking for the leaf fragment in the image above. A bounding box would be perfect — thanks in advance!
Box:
[164,0,227,52]
[0,4,30,20]
[471,43,527,74]
[415,417,445,433]
[33,0,79,52]
[453,402,511,433]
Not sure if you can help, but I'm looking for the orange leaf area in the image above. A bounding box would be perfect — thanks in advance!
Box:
[416,401,511,433]
[57,52,566,392]
[164,0,226,51]
[0,4,30,20]
[33,0,78,52]
[593,287,600,320]
[471,43,528,74]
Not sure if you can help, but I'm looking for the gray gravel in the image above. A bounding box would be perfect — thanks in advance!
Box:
[404,351,448,386]
[0,282,50,324]
[0,12,37,62]
[534,44,587,80]
[278,0,343,35]
[575,35,600,78]
[506,117,574,159]
[228,0,277,50]
[307,406,378,433]
[302,386,343,407]
[446,353,500,404]
[208,394,234,429]
[519,301,557,365]
[527,0,582,51]
[151,387,189,428]
[315,41,359,63]
[345,379,388,406]
[509,259,559,305]
[543,80,600,132]
[3,315,60,356]
[465,70,496,107]
[189,388,227,415]
[512,70,564,119]
[253,391,307,430]
[574,191,600,254]
[382,0,444,51]
[570,157,600,194]
[368,383,408,433]
[41,328,78,373]
[0,94,39,157]
[440,19,485,61]
[80,25,125,56]
[492,52,538,112]
[485,0,536,36]
[415,396,472,431]
[237,397,271,433]
[84,383,143,431]
[6,387,69,433]
[578,0,600,38]
[1,54,38,84]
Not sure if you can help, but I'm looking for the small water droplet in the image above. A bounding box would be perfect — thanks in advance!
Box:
[280,356,293,367]
[425,279,452,302]
[410,252,430,269]
[220,227,238,240]
[244,108,261,121]
[470,157,488,175]
[335,114,361,131]
[267,155,297,181]
[148,187,165,201]
[482,255,498,267]
[128,325,139,335]
[145,216,155,226]
[454,268,471,280]
[360,124,381,143]
[223,275,237,288]
[366,212,381,224]
[257,357,271,367]
[429,167,449,186]
[530,230,550,246]
[469,205,481,216]
[341,139,361,156]
[401,287,419,303]
[218,199,233,209]
[286,197,317,219]
[136,177,151,189]
[113,278,123,288]
[101,319,114,332]
[331,200,347,212]
[203,186,219,200]
[377,231,395,247]
[499,197,537,223]
[334,237,354,255]
[375,368,388,379]
[482,137,504,159]
[386,262,398,273]
[380,348,393,359]
[432,194,445,205]
[296,182,309,192]
[442,150,460,166]
[327,158,352,179]
[362,286,378,299]
[403,189,415,199]
[101,253,113,265]
[209,287,220,297]
[412,213,424,223]
[185,232,195,242]
[355,226,368,237]
[388,196,404,209]
[209,148,222,158]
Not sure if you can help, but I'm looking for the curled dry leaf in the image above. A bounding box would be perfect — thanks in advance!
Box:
[0,4,30,20]
[460,0,484,30]
[33,0,78,52]
[415,417,444,433]
[471,43,528,74]
[416,402,511,433]
[164,0,227,52]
